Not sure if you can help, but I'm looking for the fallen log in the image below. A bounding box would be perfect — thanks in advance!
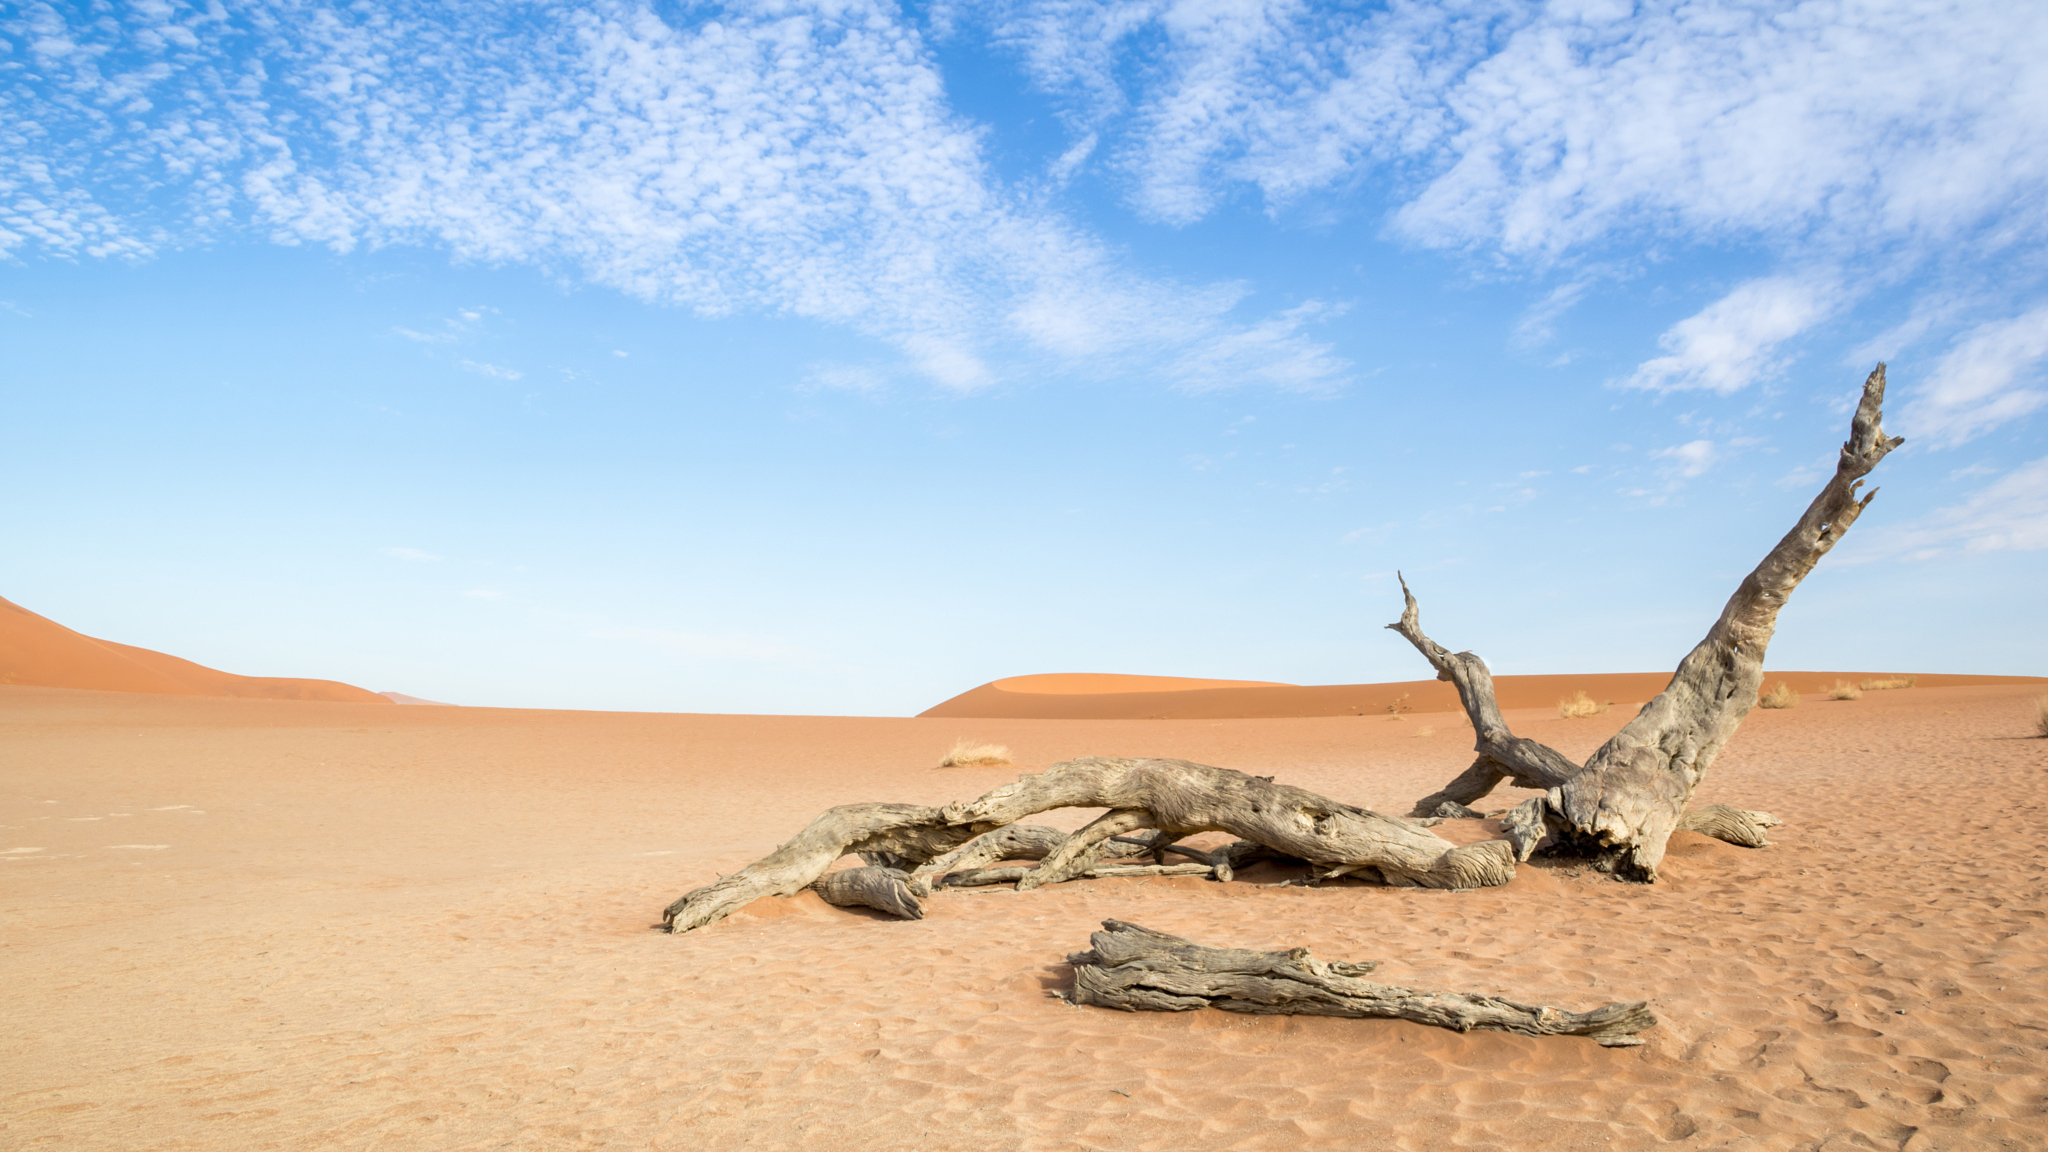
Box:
[1067,920,1657,1047]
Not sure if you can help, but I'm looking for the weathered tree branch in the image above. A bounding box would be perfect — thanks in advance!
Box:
[1394,365,1900,880]
[1554,365,1901,879]
[661,803,981,933]
[939,757,1514,891]
[1068,920,1657,1047]
[1386,576,1581,814]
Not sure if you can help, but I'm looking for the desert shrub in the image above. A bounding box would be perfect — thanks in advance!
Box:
[2035,696,2048,738]
[1859,676,1917,690]
[1758,682,1800,709]
[1558,690,1609,719]
[939,740,1012,767]
[1826,680,1863,701]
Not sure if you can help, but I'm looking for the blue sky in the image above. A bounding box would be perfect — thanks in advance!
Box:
[3,0,2044,714]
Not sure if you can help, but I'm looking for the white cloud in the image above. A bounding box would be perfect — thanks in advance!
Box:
[1002,1,2048,257]
[461,589,506,600]
[1623,276,1840,394]
[1652,439,1717,478]
[459,360,524,381]
[803,363,889,394]
[1900,306,2048,447]
[1843,457,2048,562]
[381,546,444,562]
[1,0,1345,393]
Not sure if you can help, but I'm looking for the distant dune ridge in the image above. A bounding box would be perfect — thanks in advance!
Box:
[0,594,386,704]
[920,671,2046,720]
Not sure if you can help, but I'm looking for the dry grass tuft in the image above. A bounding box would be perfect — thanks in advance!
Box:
[1412,726,1436,739]
[1758,682,1800,709]
[939,740,1012,768]
[1859,676,1917,691]
[1826,680,1863,701]
[1557,690,1609,719]
[2035,696,2048,738]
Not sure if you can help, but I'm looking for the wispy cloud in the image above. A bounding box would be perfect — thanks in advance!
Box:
[1000,1,2048,257]
[1,0,1345,393]
[459,360,524,382]
[1652,439,1718,479]
[1842,457,2048,562]
[1622,276,1841,394]
[1900,305,2048,447]
[381,546,444,562]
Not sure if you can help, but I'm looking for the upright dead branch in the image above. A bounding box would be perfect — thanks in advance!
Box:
[1388,578,1582,813]
[1552,365,1901,878]
[1068,920,1657,1047]
[1391,365,1901,881]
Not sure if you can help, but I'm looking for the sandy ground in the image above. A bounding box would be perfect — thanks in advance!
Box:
[4,683,2046,1151]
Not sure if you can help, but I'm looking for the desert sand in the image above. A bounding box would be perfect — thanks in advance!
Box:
[923,671,2043,720]
[0,595,384,704]
[6,679,2047,1150]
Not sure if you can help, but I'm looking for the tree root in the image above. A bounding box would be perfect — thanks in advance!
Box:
[1067,920,1657,1048]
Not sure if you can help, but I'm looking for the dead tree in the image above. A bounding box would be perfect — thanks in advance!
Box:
[662,758,1508,933]
[1068,920,1656,1047]
[1393,365,1899,880]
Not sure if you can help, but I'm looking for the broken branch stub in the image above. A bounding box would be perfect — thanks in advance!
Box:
[1067,920,1657,1048]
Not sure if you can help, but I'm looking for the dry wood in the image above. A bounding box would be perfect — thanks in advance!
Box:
[661,757,1507,931]
[1674,804,1781,849]
[1067,920,1657,1047]
[661,803,980,933]
[809,865,925,919]
[939,756,1514,890]
[946,862,1217,887]
[1392,365,1900,880]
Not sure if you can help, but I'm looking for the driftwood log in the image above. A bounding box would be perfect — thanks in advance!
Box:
[1395,365,1898,880]
[662,759,1504,932]
[1068,920,1657,1047]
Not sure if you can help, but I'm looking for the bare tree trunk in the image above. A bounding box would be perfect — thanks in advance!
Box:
[1068,920,1656,1047]
[1393,365,1901,880]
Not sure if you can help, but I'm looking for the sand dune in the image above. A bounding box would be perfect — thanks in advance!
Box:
[0,594,386,703]
[5,680,2046,1149]
[923,669,2045,719]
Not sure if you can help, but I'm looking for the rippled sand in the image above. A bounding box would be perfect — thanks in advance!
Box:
[4,682,2044,1150]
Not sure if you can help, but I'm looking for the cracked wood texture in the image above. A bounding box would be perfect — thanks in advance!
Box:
[939,756,1514,891]
[661,803,981,933]
[1068,921,1657,1047]
[1392,365,1900,881]
[661,757,1514,931]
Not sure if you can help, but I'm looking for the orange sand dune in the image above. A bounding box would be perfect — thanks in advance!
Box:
[924,669,2046,719]
[5,680,2046,1149]
[0,594,385,703]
